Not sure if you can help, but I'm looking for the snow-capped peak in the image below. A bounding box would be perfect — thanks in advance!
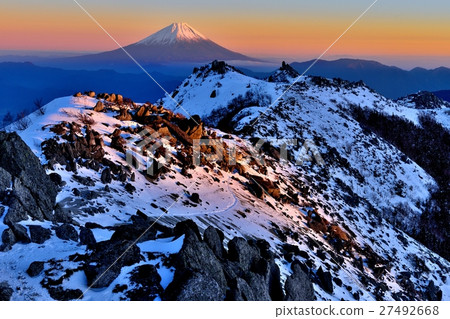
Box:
[137,22,208,45]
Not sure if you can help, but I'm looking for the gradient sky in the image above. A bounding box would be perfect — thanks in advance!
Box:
[1,0,450,68]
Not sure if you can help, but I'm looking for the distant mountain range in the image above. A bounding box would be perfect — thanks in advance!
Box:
[290,59,450,99]
[0,62,183,119]
[2,23,450,119]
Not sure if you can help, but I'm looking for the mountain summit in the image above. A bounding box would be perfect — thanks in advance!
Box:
[137,22,208,45]
[62,22,257,66]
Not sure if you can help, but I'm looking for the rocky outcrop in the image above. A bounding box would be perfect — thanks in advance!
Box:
[83,239,142,289]
[115,109,133,121]
[0,132,58,226]
[0,228,16,251]
[0,282,13,301]
[27,261,45,277]
[165,221,227,300]
[93,101,105,112]
[110,129,127,153]
[42,123,105,172]
[317,266,334,294]
[101,168,112,184]
[125,265,163,301]
[97,92,125,105]
[29,225,52,244]
[47,287,83,301]
[79,227,96,247]
[396,91,449,109]
[28,215,315,301]
[0,223,32,251]
[55,224,78,242]
[284,262,315,301]
[267,61,300,83]
[164,220,311,301]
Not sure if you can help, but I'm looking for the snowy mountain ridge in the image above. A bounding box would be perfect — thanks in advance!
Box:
[0,61,448,301]
[162,61,449,255]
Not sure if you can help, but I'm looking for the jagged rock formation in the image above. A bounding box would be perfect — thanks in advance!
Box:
[267,61,300,83]
[0,132,57,226]
[163,221,303,301]
[36,216,314,301]
[396,91,450,109]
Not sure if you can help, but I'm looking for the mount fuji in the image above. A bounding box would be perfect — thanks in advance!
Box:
[61,22,257,67]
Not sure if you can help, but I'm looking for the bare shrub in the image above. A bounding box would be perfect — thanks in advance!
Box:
[61,108,76,117]
[34,98,46,115]
[2,112,14,128]
[76,112,96,125]
[14,111,32,131]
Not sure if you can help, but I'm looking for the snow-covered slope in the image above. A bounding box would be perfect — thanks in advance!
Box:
[161,62,447,217]
[162,62,450,263]
[0,84,448,301]
[394,91,450,129]
[137,22,208,45]
[161,61,275,119]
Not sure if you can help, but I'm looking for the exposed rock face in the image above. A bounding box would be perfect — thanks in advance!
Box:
[49,173,64,187]
[0,282,13,301]
[174,115,204,141]
[0,132,58,226]
[317,266,334,294]
[168,271,224,301]
[27,215,315,301]
[42,123,105,172]
[84,240,142,289]
[0,167,11,193]
[267,61,300,83]
[116,109,133,121]
[79,227,96,247]
[110,129,127,153]
[425,281,443,301]
[10,223,31,243]
[47,287,83,301]
[125,265,163,301]
[110,212,157,243]
[0,228,16,251]
[55,224,78,242]
[101,168,112,184]
[165,223,227,300]
[228,237,260,272]
[164,220,308,301]
[93,101,105,112]
[204,226,225,259]
[284,262,315,301]
[26,261,45,277]
[29,225,52,244]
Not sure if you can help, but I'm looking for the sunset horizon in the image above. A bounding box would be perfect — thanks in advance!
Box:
[2,0,450,69]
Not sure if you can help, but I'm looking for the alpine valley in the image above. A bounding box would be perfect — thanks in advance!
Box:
[0,60,448,301]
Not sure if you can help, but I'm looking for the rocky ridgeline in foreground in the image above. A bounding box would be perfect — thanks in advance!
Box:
[0,132,58,250]
[39,213,315,301]
[0,130,316,301]
[1,89,447,301]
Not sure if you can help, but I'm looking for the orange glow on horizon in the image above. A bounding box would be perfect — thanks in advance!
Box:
[1,6,449,60]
